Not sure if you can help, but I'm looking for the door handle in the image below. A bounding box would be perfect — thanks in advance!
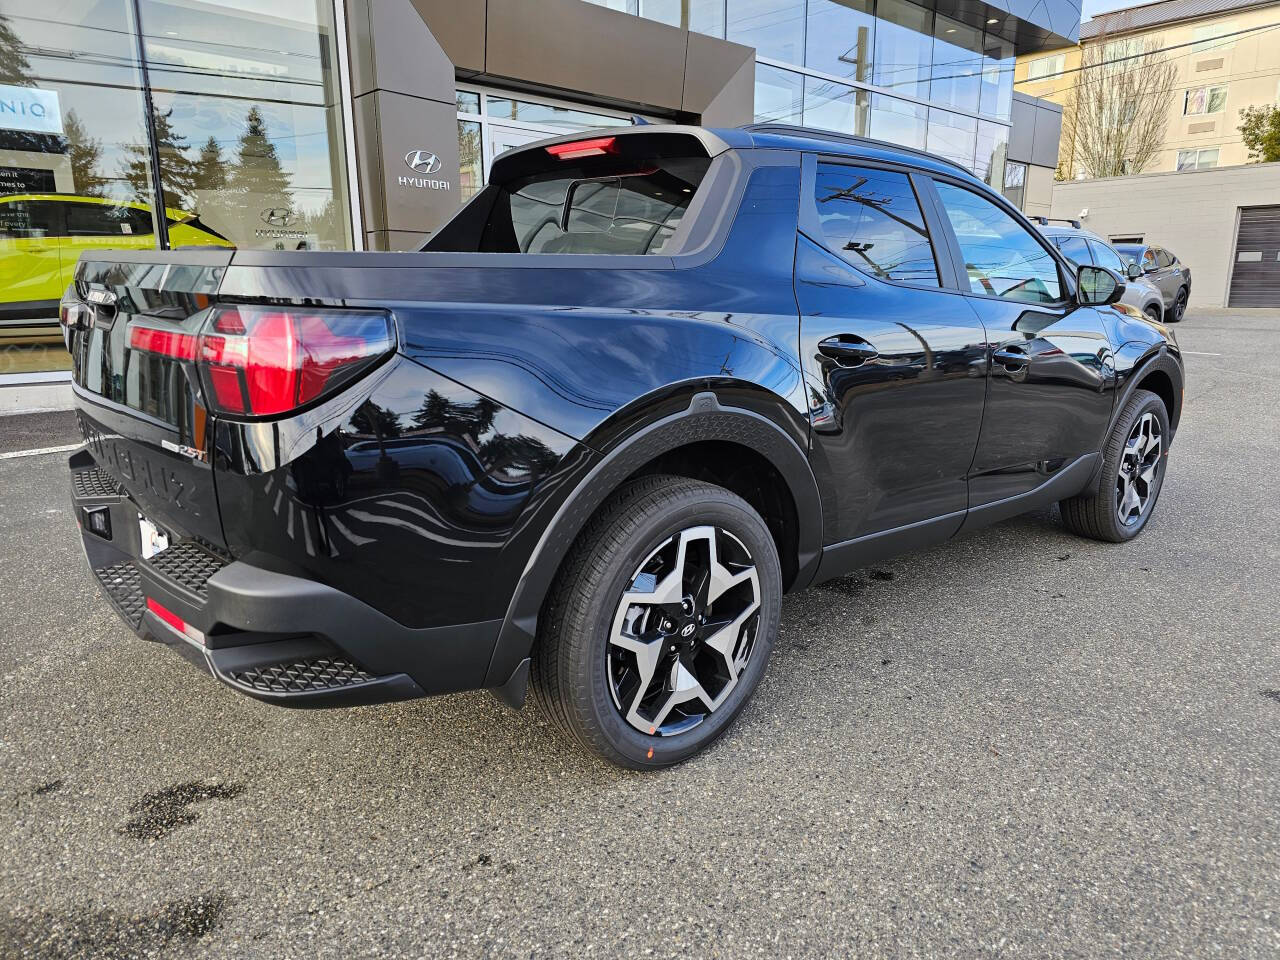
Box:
[818,335,879,367]
[992,344,1030,369]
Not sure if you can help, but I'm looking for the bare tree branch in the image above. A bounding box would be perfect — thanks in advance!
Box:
[1059,32,1178,179]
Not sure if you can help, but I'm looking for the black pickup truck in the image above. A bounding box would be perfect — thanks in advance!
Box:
[61,124,1183,767]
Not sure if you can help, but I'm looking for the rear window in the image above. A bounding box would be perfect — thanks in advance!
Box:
[427,132,712,256]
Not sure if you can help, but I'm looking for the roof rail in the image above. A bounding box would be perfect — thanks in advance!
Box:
[741,123,974,176]
[1032,215,1083,229]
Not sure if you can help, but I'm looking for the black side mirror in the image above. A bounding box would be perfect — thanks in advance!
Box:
[1077,264,1125,307]
[1126,261,1142,281]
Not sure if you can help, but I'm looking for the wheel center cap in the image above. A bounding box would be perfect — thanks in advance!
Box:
[679,621,697,639]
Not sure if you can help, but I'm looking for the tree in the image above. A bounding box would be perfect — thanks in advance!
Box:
[62,111,108,197]
[0,13,31,86]
[193,135,228,193]
[121,108,196,209]
[1060,33,1178,179]
[1239,104,1280,164]
[226,105,294,223]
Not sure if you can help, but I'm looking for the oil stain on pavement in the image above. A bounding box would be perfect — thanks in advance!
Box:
[118,781,246,841]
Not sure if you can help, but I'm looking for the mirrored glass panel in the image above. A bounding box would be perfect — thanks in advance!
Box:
[804,77,870,135]
[974,120,1008,188]
[806,0,874,81]
[0,2,153,373]
[869,94,927,150]
[930,14,983,114]
[754,63,804,124]
[486,97,631,130]
[641,0,726,34]
[981,35,1014,121]
[728,0,805,64]
[873,0,932,100]
[138,0,352,252]
[927,108,977,169]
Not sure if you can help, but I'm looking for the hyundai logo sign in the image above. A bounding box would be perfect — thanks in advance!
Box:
[260,207,297,228]
[398,149,450,192]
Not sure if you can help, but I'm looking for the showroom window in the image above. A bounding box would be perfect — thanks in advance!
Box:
[1176,147,1219,170]
[1184,85,1228,115]
[455,87,634,202]
[1001,160,1026,209]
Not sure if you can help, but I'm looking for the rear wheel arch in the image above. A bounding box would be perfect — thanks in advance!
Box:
[483,392,823,694]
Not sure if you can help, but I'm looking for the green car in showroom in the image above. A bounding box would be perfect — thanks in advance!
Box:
[0,194,231,321]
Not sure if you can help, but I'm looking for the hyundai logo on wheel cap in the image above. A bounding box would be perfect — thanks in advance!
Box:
[680,622,697,638]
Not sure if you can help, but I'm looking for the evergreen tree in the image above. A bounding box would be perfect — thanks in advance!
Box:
[62,111,107,197]
[0,14,32,86]
[121,108,196,209]
[193,135,228,193]
[226,105,293,224]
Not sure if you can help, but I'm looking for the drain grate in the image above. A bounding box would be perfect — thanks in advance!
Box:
[229,657,377,693]
[95,561,145,629]
[73,467,124,499]
[147,541,227,598]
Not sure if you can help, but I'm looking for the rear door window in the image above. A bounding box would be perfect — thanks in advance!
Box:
[1054,235,1092,266]
[1156,248,1175,267]
[64,201,152,237]
[0,199,61,238]
[811,163,940,286]
[1088,240,1126,273]
[934,181,1062,304]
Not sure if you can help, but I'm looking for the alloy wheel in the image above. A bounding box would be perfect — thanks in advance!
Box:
[1116,412,1162,527]
[1174,289,1187,321]
[607,526,761,737]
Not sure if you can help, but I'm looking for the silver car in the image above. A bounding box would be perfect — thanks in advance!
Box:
[1033,220,1167,322]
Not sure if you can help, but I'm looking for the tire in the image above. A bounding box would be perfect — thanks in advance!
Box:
[1145,305,1162,323]
[1060,389,1169,543]
[531,475,782,769]
[1169,287,1188,323]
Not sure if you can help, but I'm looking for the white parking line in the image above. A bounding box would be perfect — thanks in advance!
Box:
[1181,351,1223,356]
[0,443,83,461]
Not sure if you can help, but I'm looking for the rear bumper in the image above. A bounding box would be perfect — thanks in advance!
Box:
[70,450,502,708]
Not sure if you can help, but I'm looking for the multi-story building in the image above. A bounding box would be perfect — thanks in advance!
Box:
[1016,0,1280,177]
[1,0,1078,402]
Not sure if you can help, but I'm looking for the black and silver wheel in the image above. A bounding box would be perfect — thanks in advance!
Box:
[532,475,781,768]
[1170,288,1188,323]
[1060,388,1169,542]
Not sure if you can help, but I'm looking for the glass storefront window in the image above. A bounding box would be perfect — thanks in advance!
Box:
[1002,160,1026,209]
[868,94,927,150]
[926,108,977,170]
[981,35,1014,122]
[728,0,805,65]
[457,90,481,114]
[641,0,726,34]
[930,14,983,114]
[137,0,352,253]
[803,77,869,136]
[873,0,932,101]
[484,97,630,131]
[806,0,875,82]
[1,2,155,375]
[458,120,482,202]
[974,120,1008,188]
[754,63,804,124]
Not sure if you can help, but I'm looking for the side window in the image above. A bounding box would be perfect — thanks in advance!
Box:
[1142,248,1158,271]
[1089,240,1126,273]
[0,199,61,238]
[1054,235,1092,266]
[934,181,1062,303]
[812,163,940,286]
[1156,248,1175,268]
[124,207,156,236]
[64,200,153,237]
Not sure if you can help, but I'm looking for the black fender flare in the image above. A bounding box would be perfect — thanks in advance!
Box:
[483,391,823,696]
[1082,345,1184,493]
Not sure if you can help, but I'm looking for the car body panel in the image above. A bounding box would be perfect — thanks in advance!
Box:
[1115,243,1192,311]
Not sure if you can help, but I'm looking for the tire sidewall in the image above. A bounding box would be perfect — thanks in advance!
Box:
[574,492,782,768]
[1104,391,1170,540]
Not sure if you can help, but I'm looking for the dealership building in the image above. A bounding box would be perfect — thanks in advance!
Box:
[0,0,1078,397]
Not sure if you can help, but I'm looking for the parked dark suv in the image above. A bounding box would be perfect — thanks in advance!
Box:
[1115,243,1192,322]
[62,124,1184,767]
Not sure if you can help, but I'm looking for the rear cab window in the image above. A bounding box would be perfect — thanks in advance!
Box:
[810,163,940,286]
[427,132,713,256]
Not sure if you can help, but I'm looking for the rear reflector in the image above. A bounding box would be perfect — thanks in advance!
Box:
[145,597,205,646]
[545,136,617,160]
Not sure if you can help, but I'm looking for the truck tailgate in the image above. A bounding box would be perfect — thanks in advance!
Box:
[69,250,232,548]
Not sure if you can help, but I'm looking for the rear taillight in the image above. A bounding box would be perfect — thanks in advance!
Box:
[129,305,395,418]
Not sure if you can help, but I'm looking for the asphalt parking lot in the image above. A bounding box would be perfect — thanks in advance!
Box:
[1,309,1277,959]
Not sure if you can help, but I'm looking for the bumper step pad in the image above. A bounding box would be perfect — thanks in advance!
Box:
[94,561,146,630]
[73,466,125,499]
[147,540,227,599]
[228,657,378,694]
